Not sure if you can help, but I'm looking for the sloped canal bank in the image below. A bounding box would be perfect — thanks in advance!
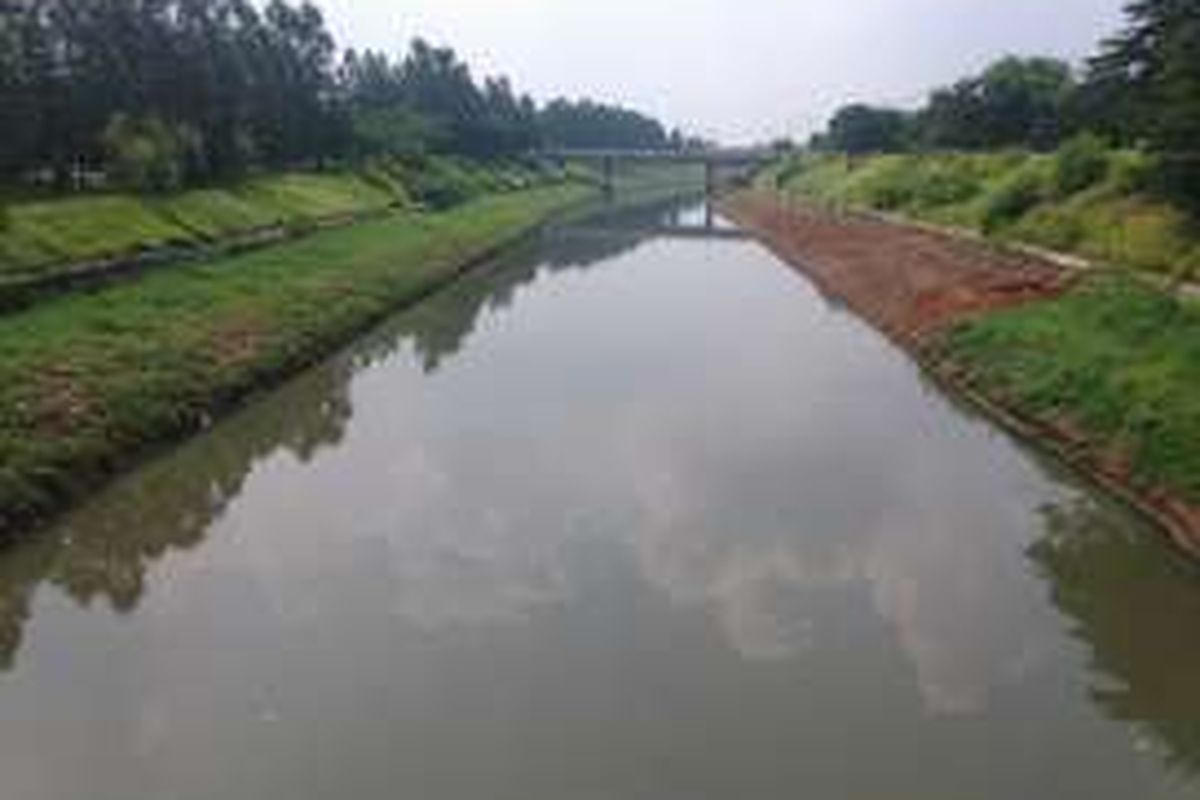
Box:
[725,189,1200,558]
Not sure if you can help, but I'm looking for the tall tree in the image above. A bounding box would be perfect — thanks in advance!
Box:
[253,0,337,166]
[916,57,1075,151]
[0,3,678,189]
[538,99,668,150]
[1090,0,1200,201]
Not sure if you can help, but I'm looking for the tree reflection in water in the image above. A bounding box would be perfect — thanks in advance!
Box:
[1029,496,1200,776]
[0,192,688,671]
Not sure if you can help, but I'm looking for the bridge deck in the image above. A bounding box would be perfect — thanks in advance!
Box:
[541,148,773,165]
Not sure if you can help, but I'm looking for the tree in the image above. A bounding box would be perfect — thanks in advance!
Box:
[0,3,678,191]
[916,57,1075,151]
[102,113,194,192]
[398,38,487,154]
[253,0,337,166]
[538,99,668,150]
[0,1,33,179]
[823,104,911,154]
[1090,0,1200,203]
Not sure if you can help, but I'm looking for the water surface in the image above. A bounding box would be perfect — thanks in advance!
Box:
[3,195,1200,799]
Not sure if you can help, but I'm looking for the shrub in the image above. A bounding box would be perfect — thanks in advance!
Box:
[904,158,983,208]
[774,157,808,189]
[859,166,918,210]
[1109,150,1155,193]
[102,114,195,193]
[391,155,489,210]
[1053,133,1110,196]
[983,163,1048,231]
[1015,205,1085,250]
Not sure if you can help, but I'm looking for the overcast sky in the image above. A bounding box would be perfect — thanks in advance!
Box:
[316,0,1128,144]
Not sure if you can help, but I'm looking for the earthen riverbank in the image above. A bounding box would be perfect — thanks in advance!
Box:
[724,189,1200,557]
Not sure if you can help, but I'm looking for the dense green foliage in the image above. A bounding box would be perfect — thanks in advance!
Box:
[938,275,1200,502]
[0,1,678,190]
[0,183,589,531]
[814,57,1077,154]
[1,0,343,183]
[810,1,1200,204]
[101,114,193,193]
[920,57,1075,151]
[816,104,910,155]
[339,42,540,160]
[764,150,1199,276]
[1089,0,1200,205]
[1052,133,1111,196]
[538,99,669,150]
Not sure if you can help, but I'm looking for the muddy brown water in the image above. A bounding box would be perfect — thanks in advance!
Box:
[2,196,1200,800]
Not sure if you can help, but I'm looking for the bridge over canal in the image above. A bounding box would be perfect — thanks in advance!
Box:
[541,147,775,193]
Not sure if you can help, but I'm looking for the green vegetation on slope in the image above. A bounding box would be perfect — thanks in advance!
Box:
[0,170,406,278]
[935,275,1200,503]
[805,1,1200,208]
[0,157,559,283]
[764,149,1200,278]
[0,183,591,533]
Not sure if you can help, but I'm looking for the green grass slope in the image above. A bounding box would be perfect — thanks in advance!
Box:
[0,183,590,533]
[0,170,409,279]
[936,275,1200,503]
[765,149,1200,278]
[0,156,553,283]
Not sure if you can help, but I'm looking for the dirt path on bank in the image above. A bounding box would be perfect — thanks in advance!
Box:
[721,191,1070,344]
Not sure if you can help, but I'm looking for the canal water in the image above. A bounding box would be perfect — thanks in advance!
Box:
[2,195,1199,799]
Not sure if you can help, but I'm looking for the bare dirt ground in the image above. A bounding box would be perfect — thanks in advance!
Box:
[722,191,1070,344]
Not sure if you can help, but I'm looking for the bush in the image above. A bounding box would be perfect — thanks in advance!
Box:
[774,157,808,189]
[1054,133,1109,196]
[1014,205,1085,250]
[388,155,490,210]
[102,114,195,193]
[858,163,918,209]
[983,163,1048,231]
[911,161,981,207]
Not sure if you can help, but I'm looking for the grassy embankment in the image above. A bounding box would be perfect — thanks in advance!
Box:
[0,182,591,535]
[0,156,543,285]
[761,149,1200,279]
[931,276,1200,514]
[758,149,1200,539]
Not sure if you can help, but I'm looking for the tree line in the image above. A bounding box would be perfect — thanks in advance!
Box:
[809,0,1200,202]
[0,0,679,191]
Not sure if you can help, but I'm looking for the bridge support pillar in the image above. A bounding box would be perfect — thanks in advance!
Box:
[602,155,615,193]
[704,160,715,196]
